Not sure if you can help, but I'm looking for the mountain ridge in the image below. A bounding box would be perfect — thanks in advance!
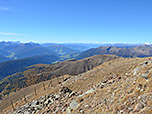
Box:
[76,44,152,59]
[0,41,81,63]
[0,54,119,96]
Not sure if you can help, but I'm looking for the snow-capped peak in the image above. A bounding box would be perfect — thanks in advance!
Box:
[145,42,152,45]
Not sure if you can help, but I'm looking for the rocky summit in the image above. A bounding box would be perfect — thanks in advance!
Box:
[1,57,152,114]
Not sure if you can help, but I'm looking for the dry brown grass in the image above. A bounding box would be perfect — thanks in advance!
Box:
[1,57,152,114]
[0,75,70,113]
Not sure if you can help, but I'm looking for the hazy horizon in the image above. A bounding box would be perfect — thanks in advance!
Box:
[0,40,147,45]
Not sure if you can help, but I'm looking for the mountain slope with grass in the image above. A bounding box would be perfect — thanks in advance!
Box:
[0,55,119,96]
[1,56,151,114]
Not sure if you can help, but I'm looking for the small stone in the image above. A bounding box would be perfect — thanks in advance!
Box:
[133,80,136,85]
[55,94,60,100]
[120,110,124,113]
[142,73,149,80]
[80,109,84,113]
[138,84,143,90]
[44,99,51,106]
[59,87,72,94]
[84,105,89,108]
[69,92,76,98]
[138,96,141,100]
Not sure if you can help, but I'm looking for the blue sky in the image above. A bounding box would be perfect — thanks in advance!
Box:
[0,0,152,43]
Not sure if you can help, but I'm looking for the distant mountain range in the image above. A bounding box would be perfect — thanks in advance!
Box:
[0,41,142,63]
[0,41,152,83]
[76,44,152,59]
[0,41,81,63]
[0,41,143,62]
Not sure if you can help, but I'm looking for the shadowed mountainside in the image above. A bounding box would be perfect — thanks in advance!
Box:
[0,54,59,80]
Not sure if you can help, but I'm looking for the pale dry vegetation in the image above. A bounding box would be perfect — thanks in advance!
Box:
[1,57,152,114]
